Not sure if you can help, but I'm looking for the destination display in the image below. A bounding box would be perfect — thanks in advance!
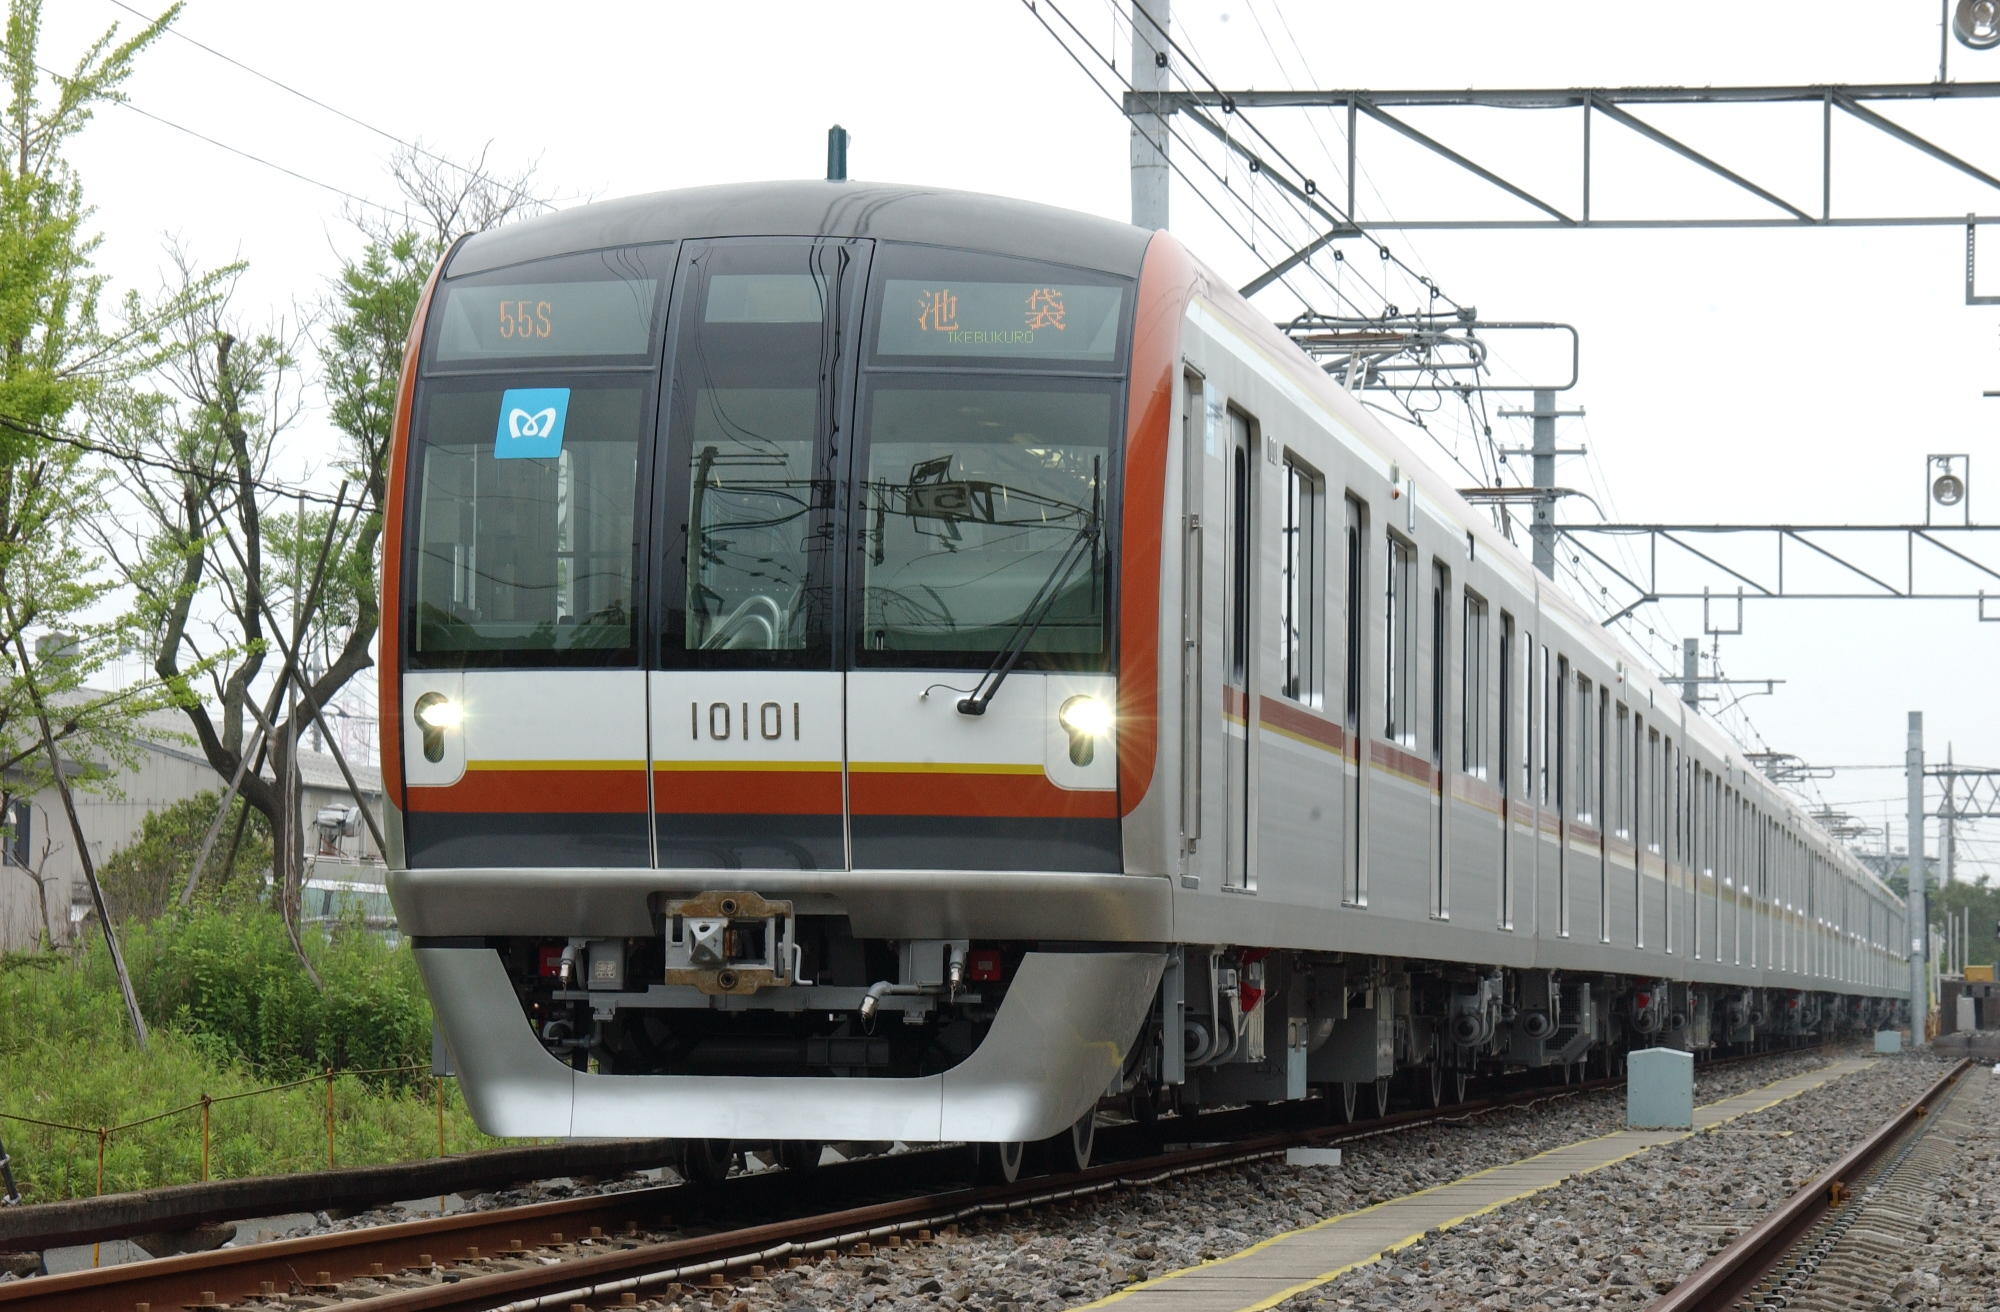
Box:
[433,276,662,362]
[875,280,1125,362]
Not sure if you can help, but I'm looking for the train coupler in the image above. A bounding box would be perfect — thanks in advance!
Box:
[664,890,810,995]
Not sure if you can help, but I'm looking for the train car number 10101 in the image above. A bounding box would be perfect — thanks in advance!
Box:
[692,701,803,742]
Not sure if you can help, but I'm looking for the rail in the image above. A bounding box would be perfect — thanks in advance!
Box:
[1641,1057,1972,1312]
[0,1044,1832,1312]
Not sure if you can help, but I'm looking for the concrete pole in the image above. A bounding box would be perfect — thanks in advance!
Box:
[1532,388,1556,579]
[1907,711,1928,1043]
[1941,745,1955,887]
[1681,638,1700,708]
[1130,0,1172,230]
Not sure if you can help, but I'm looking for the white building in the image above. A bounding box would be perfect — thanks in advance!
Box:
[0,704,384,951]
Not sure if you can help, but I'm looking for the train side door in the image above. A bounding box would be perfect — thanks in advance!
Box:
[650,237,866,871]
[1178,369,1219,885]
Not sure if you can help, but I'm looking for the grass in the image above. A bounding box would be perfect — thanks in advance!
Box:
[0,900,508,1201]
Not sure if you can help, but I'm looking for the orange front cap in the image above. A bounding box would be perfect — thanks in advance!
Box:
[378,256,448,808]
[1117,231,1199,818]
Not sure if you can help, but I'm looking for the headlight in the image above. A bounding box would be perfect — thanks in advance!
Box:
[415,695,463,730]
[1058,694,1113,738]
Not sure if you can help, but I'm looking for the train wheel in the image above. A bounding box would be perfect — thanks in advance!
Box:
[975,1139,1025,1185]
[1048,1111,1097,1173]
[1371,1076,1392,1119]
[776,1140,822,1173]
[679,1138,735,1186]
[1426,1063,1445,1108]
[1334,1081,1360,1123]
[1454,1070,1470,1103]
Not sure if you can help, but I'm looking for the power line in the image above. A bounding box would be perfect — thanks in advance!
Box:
[103,0,558,211]
[103,93,405,221]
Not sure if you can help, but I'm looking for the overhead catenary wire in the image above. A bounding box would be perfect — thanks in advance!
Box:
[102,0,561,212]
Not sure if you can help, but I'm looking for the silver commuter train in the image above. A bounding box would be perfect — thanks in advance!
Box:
[380,181,1906,1164]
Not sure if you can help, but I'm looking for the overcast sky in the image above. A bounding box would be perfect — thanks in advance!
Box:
[41,0,2000,874]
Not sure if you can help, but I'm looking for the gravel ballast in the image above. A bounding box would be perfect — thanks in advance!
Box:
[634,1048,1953,1312]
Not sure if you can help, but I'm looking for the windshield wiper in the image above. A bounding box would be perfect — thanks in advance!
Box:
[955,519,1101,717]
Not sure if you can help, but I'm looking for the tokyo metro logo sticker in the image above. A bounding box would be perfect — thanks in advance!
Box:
[494,387,570,459]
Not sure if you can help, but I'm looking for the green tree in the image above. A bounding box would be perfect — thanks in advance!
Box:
[99,149,540,976]
[0,0,188,966]
[99,788,273,922]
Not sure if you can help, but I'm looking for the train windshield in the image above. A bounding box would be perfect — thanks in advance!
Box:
[405,246,670,668]
[855,246,1128,669]
[856,378,1114,663]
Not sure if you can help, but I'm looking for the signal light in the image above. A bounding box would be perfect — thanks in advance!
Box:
[966,949,1004,983]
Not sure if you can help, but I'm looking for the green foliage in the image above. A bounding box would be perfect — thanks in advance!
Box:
[1930,873,2000,966]
[0,901,501,1200]
[97,788,274,922]
[0,1,195,886]
[117,900,434,1084]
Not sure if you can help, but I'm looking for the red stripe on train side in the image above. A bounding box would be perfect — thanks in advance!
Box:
[1368,738,1440,789]
[378,257,448,807]
[1118,231,1199,819]
[1254,695,1348,754]
[406,769,648,815]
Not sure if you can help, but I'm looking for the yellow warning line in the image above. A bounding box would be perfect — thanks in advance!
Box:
[1072,1060,1867,1312]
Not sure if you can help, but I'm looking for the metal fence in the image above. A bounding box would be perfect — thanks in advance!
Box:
[0,1063,456,1202]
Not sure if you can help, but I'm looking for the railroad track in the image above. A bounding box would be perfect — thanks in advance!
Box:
[1644,1056,1972,1312]
[3,1044,1831,1312]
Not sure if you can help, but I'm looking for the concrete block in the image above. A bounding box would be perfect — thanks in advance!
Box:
[1284,1147,1343,1167]
[1626,1047,1693,1129]
[1875,1029,1903,1054]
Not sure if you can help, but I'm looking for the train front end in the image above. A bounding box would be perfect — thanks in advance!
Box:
[382,183,1181,1144]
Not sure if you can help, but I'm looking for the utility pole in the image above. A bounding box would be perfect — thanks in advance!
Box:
[1907,711,1928,1043]
[1498,390,1586,579]
[1940,744,1955,887]
[1129,0,1171,230]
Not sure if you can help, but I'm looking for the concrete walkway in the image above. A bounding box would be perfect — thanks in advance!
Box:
[1074,1058,1873,1312]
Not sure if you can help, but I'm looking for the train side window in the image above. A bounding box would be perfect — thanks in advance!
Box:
[1384,532,1415,743]
[1520,627,1536,804]
[1613,703,1630,839]
[1497,609,1515,930]
[1598,685,1611,943]
[1538,645,1552,807]
[1575,672,1595,825]
[1344,497,1365,734]
[1633,711,1646,948]
[1430,561,1449,771]
[1229,410,1254,686]
[1280,455,1324,704]
[1648,729,1664,856]
[1461,592,1488,778]
[1554,652,1569,937]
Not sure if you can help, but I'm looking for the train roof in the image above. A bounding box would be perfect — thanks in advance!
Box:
[444,180,1157,280]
